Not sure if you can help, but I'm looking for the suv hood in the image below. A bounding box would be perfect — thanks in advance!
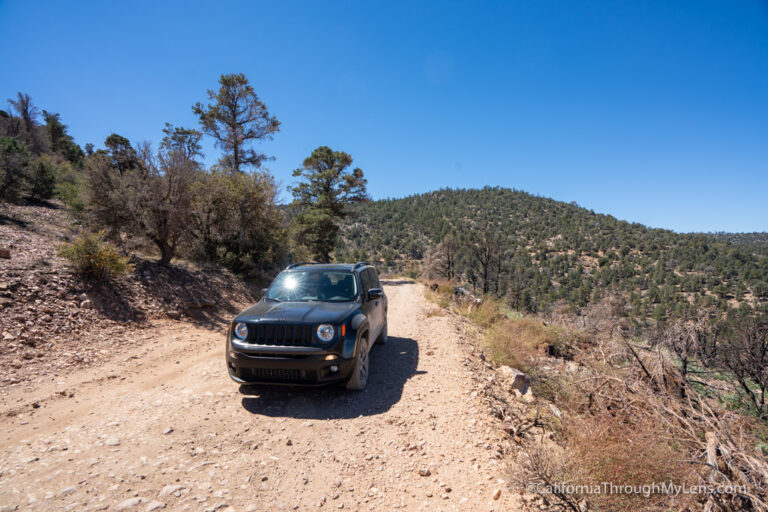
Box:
[235,300,359,324]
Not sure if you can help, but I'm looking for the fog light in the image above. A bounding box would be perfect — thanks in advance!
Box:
[330,365,339,372]
[228,351,237,358]
[325,354,338,361]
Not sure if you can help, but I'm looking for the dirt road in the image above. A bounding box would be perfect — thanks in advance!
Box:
[0,282,517,512]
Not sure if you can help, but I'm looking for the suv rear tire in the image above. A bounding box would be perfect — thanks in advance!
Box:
[346,336,369,390]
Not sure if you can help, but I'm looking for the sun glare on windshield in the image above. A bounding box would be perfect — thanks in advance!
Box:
[267,270,358,302]
[284,275,298,290]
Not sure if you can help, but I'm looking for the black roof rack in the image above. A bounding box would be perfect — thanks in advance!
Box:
[285,261,371,271]
[285,262,324,270]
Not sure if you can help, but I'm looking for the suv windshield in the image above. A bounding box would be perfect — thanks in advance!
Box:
[265,270,358,302]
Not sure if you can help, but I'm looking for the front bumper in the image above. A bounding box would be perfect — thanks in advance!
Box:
[226,350,355,386]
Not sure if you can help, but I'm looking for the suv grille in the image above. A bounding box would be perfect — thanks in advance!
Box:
[246,324,314,346]
[243,368,301,382]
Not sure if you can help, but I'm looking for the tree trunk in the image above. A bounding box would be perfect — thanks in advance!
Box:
[156,239,174,265]
[703,432,718,512]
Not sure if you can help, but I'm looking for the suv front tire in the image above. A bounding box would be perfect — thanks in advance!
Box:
[345,336,369,390]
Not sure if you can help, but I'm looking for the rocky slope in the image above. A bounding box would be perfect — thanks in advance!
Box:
[0,202,255,388]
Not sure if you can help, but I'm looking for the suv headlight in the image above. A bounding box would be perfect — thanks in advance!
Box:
[317,324,335,342]
[233,322,249,340]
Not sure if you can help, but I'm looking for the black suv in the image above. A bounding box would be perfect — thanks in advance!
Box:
[226,262,388,390]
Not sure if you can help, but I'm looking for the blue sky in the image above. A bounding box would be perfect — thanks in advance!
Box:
[1,0,767,232]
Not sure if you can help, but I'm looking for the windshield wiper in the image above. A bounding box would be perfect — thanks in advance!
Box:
[263,297,281,302]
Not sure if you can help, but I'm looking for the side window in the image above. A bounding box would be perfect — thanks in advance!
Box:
[361,270,372,296]
[369,269,381,288]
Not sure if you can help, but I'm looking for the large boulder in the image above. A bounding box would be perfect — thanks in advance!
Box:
[497,366,531,395]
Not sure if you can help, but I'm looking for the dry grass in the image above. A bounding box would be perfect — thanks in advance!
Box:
[485,317,552,372]
[564,411,700,511]
[484,316,580,373]
[468,297,505,328]
[521,410,701,512]
[423,281,455,309]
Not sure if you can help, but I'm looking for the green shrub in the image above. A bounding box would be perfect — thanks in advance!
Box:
[0,136,31,202]
[406,268,420,279]
[56,180,86,215]
[54,161,87,215]
[58,232,133,281]
[30,156,57,200]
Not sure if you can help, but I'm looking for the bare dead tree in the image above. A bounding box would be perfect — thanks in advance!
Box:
[654,308,727,399]
[7,92,46,154]
[722,317,768,418]
[423,234,458,280]
[469,227,502,295]
[8,92,38,134]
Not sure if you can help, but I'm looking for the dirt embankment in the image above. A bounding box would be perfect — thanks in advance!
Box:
[0,202,256,389]
[0,282,526,512]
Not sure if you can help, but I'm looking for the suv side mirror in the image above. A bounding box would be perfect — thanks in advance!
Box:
[261,287,269,296]
[367,287,383,299]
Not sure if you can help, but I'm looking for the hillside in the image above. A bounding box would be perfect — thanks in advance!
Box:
[705,232,768,251]
[340,187,768,319]
[0,202,256,387]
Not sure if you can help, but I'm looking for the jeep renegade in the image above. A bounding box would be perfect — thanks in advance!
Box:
[226,262,388,390]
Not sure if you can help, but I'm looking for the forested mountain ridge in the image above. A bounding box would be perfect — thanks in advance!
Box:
[704,232,768,251]
[339,187,768,319]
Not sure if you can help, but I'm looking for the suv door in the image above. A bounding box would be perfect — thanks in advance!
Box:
[360,269,380,340]
[365,268,384,338]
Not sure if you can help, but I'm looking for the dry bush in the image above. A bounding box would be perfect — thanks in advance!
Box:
[469,297,506,328]
[564,411,700,511]
[486,317,557,373]
[486,314,583,372]
[424,289,450,309]
[579,293,633,336]
[642,386,768,510]
[436,282,454,295]
[510,309,768,510]
[517,439,582,511]
[568,338,768,510]
[531,370,579,408]
[423,280,456,309]
[58,231,134,281]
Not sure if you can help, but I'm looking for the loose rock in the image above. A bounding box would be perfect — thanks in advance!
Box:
[116,497,147,510]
